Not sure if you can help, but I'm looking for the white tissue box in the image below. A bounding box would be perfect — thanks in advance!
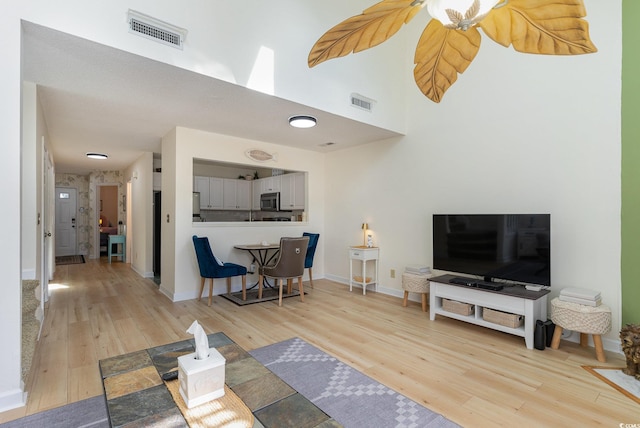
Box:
[178,348,226,408]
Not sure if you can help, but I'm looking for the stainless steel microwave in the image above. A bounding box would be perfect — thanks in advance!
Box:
[260,192,280,211]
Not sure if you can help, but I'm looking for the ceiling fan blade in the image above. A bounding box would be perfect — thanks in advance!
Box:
[413,20,481,103]
[479,0,597,54]
[308,0,425,67]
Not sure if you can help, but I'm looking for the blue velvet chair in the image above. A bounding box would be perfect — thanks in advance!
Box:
[192,235,247,305]
[303,232,320,288]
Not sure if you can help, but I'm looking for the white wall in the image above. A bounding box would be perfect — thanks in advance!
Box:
[125,152,154,277]
[161,127,325,301]
[324,1,623,347]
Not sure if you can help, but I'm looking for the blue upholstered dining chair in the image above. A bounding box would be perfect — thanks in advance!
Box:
[302,232,320,288]
[192,235,247,306]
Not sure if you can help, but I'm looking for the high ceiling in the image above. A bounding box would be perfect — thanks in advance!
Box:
[22,22,401,175]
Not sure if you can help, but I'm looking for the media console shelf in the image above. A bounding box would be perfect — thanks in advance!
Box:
[429,274,550,349]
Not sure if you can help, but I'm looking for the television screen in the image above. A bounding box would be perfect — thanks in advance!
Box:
[433,214,550,287]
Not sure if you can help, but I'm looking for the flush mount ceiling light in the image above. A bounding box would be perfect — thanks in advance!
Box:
[86,152,108,160]
[308,0,597,103]
[289,115,317,128]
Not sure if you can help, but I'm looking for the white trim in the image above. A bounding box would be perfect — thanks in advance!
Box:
[0,386,27,413]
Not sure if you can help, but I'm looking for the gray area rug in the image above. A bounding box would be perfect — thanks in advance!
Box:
[221,287,302,306]
[250,337,460,428]
[0,396,108,428]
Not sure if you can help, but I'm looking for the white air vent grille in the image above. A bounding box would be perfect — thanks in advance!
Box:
[128,10,187,49]
[350,93,375,112]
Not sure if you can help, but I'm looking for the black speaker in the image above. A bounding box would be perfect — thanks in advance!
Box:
[534,320,546,350]
[544,320,555,347]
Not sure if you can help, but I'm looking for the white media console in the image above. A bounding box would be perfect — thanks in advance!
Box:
[429,275,550,349]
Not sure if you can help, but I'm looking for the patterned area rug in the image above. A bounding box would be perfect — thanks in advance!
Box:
[583,366,640,404]
[221,288,302,306]
[55,255,85,265]
[250,337,459,428]
[0,396,108,428]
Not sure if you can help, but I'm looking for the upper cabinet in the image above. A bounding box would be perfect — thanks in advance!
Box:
[223,178,251,210]
[194,176,223,209]
[261,176,281,193]
[280,172,305,210]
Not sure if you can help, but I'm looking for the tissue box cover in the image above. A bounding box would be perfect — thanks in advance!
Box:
[178,347,226,408]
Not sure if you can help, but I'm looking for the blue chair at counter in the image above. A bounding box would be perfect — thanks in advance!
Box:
[192,235,247,306]
[303,232,320,288]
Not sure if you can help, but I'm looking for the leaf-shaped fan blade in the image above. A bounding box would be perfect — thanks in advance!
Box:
[479,0,597,54]
[308,0,425,67]
[413,20,481,103]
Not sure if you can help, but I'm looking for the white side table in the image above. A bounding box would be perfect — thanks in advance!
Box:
[349,246,379,295]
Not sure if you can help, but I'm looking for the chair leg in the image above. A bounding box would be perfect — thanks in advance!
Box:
[593,334,606,362]
[287,278,293,294]
[226,277,232,295]
[308,268,314,288]
[402,291,409,307]
[242,275,247,301]
[550,326,563,349]
[208,278,213,306]
[198,277,206,302]
[421,293,428,312]
[258,274,264,299]
[580,333,588,347]
[278,279,284,306]
[298,276,304,302]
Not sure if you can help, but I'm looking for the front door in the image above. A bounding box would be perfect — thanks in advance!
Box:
[55,187,77,256]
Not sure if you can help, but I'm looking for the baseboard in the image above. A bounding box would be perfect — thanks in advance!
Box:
[0,386,27,413]
[130,264,154,279]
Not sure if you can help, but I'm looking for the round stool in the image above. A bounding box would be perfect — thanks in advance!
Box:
[549,297,611,362]
[402,273,430,312]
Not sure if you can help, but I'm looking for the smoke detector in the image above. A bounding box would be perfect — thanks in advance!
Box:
[127,10,187,49]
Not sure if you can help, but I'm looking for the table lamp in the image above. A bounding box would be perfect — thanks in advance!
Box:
[362,223,368,246]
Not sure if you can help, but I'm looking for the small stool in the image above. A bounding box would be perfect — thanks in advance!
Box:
[550,297,611,362]
[108,234,126,263]
[402,272,430,312]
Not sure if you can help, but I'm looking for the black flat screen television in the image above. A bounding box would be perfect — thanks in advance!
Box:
[433,214,550,287]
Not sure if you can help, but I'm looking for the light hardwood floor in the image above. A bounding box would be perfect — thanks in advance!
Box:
[1,259,637,426]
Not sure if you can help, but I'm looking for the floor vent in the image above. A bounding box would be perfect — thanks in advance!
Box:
[351,93,375,112]
[128,10,187,49]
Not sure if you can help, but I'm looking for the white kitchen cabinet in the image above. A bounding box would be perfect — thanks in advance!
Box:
[252,180,262,210]
[194,176,223,209]
[223,178,251,210]
[280,172,305,210]
[261,176,281,193]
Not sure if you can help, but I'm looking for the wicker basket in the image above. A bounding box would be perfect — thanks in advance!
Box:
[353,275,372,283]
[483,308,523,328]
[442,299,474,316]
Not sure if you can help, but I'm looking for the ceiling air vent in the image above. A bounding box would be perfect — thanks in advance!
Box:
[127,10,187,49]
[350,93,375,112]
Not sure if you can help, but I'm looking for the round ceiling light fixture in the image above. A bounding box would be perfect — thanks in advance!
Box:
[288,115,317,128]
[86,152,108,160]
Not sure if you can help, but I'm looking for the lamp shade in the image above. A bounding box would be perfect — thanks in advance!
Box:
[427,0,501,30]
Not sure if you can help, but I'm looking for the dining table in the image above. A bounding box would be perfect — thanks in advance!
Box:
[233,243,280,288]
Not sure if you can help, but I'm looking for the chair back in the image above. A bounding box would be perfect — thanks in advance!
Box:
[264,236,309,279]
[192,235,221,278]
[302,232,319,269]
